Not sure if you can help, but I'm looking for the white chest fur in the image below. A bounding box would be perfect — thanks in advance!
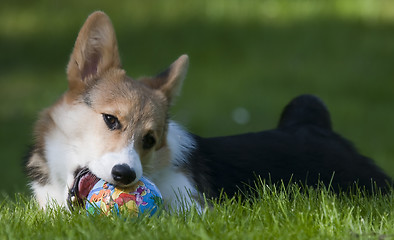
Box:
[148,167,200,211]
[148,122,201,211]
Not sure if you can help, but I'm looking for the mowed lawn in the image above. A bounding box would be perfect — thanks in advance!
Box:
[2,183,394,239]
[1,0,394,239]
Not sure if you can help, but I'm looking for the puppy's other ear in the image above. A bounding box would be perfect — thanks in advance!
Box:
[142,55,189,104]
[67,11,121,91]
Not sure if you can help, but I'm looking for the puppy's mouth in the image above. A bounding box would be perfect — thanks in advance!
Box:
[68,168,100,209]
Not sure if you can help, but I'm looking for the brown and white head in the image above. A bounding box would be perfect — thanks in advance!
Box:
[26,11,190,207]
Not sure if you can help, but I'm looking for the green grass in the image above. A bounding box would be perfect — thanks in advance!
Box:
[1,0,394,238]
[1,184,394,240]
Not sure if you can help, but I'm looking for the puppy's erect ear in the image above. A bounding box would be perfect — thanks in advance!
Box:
[142,55,189,104]
[67,11,121,91]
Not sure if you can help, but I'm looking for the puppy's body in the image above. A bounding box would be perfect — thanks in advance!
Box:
[183,95,390,198]
[26,12,391,210]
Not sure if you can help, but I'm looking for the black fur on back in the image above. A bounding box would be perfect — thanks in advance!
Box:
[278,94,332,130]
[185,94,391,197]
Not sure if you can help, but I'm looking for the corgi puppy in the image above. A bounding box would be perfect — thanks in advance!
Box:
[26,11,391,210]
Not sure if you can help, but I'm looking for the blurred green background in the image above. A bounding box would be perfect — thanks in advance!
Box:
[1,0,394,197]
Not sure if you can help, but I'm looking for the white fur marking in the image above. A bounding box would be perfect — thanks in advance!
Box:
[31,182,68,209]
[166,121,195,165]
[38,104,98,208]
[148,121,200,211]
[150,168,200,212]
[88,142,143,186]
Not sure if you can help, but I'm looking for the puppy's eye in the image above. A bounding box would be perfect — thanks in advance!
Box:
[142,133,156,150]
[102,114,121,130]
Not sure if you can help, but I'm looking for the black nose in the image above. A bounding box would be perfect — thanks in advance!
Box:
[111,164,136,185]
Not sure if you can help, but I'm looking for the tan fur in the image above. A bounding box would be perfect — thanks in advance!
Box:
[26,11,189,208]
[66,11,121,98]
[64,11,188,167]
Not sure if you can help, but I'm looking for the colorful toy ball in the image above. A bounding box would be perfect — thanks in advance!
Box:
[85,176,162,217]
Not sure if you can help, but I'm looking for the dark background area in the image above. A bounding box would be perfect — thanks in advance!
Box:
[1,0,394,196]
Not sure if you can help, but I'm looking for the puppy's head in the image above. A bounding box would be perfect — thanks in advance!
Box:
[64,11,188,187]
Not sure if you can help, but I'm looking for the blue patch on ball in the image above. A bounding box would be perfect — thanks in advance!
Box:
[85,176,162,216]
